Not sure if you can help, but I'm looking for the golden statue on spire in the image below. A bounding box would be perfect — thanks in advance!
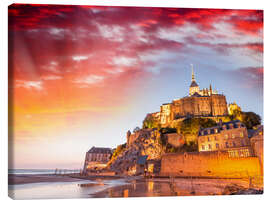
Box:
[191,64,195,82]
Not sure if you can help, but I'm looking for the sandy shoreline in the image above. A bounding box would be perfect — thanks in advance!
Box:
[8,174,263,198]
[8,174,86,185]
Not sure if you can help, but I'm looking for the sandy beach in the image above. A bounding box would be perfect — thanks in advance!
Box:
[8,174,85,185]
[8,174,263,199]
[8,174,129,199]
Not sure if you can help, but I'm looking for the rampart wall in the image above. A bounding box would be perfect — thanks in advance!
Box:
[160,151,261,178]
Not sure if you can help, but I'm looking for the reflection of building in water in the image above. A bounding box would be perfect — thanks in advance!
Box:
[83,146,112,172]
[148,181,154,192]
[123,189,129,197]
[198,120,253,157]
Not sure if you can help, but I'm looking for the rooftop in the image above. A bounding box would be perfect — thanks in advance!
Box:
[198,120,245,136]
[191,92,202,97]
[87,147,112,154]
[137,155,148,165]
[190,81,199,87]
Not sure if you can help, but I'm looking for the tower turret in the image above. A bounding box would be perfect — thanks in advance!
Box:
[189,64,199,96]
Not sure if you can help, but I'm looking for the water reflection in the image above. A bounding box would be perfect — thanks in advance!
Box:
[123,189,129,197]
[9,177,252,199]
[9,178,128,199]
[99,179,172,198]
[148,181,154,192]
[94,178,251,198]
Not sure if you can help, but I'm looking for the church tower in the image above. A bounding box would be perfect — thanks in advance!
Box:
[189,64,199,96]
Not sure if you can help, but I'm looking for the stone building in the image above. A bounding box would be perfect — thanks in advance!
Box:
[83,147,112,172]
[250,125,263,174]
[157,65,228,126]
[198,120,253,158]
[228,102,242,115]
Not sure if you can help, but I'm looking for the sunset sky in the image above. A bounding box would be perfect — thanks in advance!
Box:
[8,4,263,169]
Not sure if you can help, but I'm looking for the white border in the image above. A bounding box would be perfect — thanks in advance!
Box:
[1,0,268,203]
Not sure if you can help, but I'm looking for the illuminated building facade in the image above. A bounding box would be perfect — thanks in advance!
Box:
[83,147,112,171]
[156,65,228,125]
[198,120,253,158]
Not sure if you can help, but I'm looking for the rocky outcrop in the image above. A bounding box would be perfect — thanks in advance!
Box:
[109,129,165,174]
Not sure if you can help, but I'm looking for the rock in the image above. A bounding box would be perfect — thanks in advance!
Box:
[109,129,165,174]
[223,184,263,195]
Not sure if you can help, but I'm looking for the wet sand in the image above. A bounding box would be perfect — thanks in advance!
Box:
[93,177,262,197]
[8,174,84,185]
[8,174,263,198]
[8,175,131,199]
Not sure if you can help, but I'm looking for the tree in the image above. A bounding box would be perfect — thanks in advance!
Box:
[142,114,159,129]
[241,112,261,129]
[179,118,217,144]
[111,143,126,160]
[229,110,261,129]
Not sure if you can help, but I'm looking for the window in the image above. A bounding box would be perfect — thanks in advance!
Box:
[243,149,250,157]
[225,134,228,139]
[232,134,235,138]
[207,137,210,142]
[232,142,236,147]
[240,132,244,137]
[228,150,234,157]
[214,136,218,141]
[202,145,205,150]
[215,129,218,133]
[225,142,229,148]
[208,144,212,150]
[239,149,250,157]
[216,143,219,149]
[228,150,239,157]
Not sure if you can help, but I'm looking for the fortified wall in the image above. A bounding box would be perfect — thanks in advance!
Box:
[160,151,262,178]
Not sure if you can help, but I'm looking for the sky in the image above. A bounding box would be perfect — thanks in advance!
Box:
[8,4,263,169]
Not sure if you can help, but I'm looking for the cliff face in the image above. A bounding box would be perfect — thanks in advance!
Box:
[109,129,164,174]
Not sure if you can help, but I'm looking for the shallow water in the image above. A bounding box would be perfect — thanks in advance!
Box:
[8,177,254,199]
[8,178,128,199]
[93,178,252,198]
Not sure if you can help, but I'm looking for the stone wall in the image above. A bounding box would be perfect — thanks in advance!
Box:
[171,94,228,120]
[165,133,184,148]
[250,128,263,175]
[160,151,262,178]
[127,131,140,147]
[210,94,228,116]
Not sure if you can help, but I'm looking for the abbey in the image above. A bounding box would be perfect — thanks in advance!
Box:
[156,65,228,125]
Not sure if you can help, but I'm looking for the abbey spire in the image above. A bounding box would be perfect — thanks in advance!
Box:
[191,64,195,81]
[189,64,199,96]
[188,64,218,96]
